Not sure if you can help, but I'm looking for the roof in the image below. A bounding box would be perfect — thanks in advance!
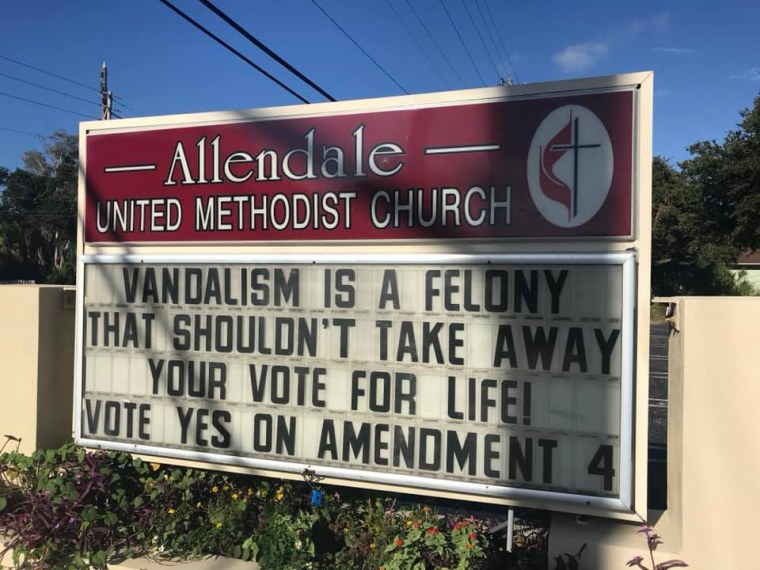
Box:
[736,250,760,266]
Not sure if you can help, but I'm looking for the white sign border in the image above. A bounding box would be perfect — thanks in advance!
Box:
[73,251,636,515]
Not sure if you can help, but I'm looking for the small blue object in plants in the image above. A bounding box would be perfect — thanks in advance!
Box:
[311,489,324,506]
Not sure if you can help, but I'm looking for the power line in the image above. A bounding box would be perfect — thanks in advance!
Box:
[0,126,44,138]
[481,0,520,83]
[383,0,452,89]
[402,0,466,88]
[0,53,99,94]
[0,71,101,110]
[460,0,500,83]
[199,0,336,102]
[0,91,95,119]
[158,0,311,104]
[0,52,132,108]
[438,0,485,86]
[474,0,506,80]
[309,0,408,95]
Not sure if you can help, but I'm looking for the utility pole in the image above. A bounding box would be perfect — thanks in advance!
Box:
[100,62,112,120]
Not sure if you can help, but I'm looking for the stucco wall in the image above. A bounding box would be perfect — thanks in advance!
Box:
[550,297,760,568]
[0,286,75,454]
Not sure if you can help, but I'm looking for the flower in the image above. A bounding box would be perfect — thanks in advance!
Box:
[211,485,219,493]
[426,527,440,535]
[215,522,222,528]
[231,493,239,500]
[637,525,653,536]
[167,507,175,515]
[394,537,404,547]
[150,463,161,471]
[469,532,477,540]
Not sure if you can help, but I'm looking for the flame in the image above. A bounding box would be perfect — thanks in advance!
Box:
[539,112,573,219]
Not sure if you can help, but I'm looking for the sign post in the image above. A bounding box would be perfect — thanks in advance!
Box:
[76,72,653,519]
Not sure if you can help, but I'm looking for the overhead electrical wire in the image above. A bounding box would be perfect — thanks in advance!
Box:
[481,0,520,83]
[383,0,452,89]
[437,0,485,86]
[460,0,500,82]
[474,0,507,81]
[0,71,102,110]
[309,0,408,95]
[199,0,336,102]
[0,52,131,108]
[0,126,43,138]
[0,53,99,94]
[402,0,466,87]
[158,0,312,104]
[0,91,95,119]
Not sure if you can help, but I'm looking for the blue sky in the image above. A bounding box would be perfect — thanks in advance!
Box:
[0,0,758,171]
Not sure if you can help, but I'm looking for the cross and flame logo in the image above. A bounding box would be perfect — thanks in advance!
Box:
[527,105,613,228]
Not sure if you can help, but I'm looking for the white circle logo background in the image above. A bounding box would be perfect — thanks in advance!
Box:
[526,105,614,228]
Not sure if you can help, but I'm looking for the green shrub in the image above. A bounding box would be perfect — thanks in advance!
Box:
[0,438,548,569]
[0,439,148,569]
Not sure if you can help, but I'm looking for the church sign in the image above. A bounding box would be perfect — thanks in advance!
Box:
[75,72,653,519]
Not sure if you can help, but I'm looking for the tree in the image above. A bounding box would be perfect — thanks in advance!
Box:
[651,93,760,295]
[682,94,760,252]
[0,131,78,283]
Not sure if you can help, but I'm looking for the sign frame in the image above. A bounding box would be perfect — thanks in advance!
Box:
[79,76,640,246]
[76,72,653,521]
[74,250,636,516]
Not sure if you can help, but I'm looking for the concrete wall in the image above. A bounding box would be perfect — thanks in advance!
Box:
[0,285,75,454]
[550,297,760,568]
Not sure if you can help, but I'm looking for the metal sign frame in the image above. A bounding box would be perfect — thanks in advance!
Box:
[74,251,637,516]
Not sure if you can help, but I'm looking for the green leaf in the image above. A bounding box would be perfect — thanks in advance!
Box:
[90,549,107,568]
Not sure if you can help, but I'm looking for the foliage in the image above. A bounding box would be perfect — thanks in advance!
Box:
[381,513,489,570]
[553,543,585,570]
[0,131,77,284]
[0,440,550,569]
[241,484,319,569]
[652,156,748,295]
[626,525,687,570]
[0,438,148,569]
[652,92,760,295]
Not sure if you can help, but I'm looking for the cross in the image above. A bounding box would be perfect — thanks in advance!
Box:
[550,115,601,218]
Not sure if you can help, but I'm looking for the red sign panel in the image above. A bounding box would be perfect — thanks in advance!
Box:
[84,90,634,243]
